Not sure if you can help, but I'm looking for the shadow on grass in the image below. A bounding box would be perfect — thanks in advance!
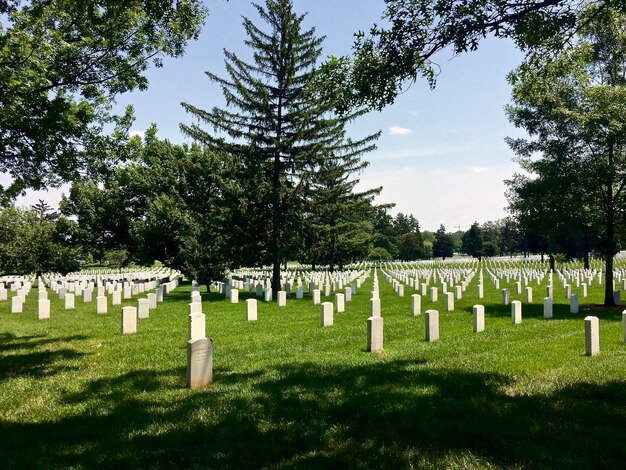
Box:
[0,360,624,468]
[0,334,88,381]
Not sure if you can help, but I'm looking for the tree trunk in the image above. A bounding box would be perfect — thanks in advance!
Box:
[603,142,616,306]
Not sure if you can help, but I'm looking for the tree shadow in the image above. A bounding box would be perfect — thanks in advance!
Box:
[0,360,624,468]
[0,334,89,382]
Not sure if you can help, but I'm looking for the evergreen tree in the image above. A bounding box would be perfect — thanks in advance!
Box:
[432,225,454,260]
[462,222,484,260]
[306,153,380,271]
[181,0,377,293]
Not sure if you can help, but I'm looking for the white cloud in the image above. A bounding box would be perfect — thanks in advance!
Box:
[408,110,420,116]
[388,126,414,136]
[369,144,469,161]
[355,163,518,231]
[129,130,146,140]
[471,167,489,173]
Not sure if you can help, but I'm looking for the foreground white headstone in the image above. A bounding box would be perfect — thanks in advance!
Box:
[64,293,75,310]
[367,316,383,352]
[264,287,272,302]
[246,298,257,321]
[445,292,454,312]
[187,338,213,388]
[277,290,286,307]
[38,299,50,320]
[425,309,439,342]
[584,316,599,356]
[96,296,107,314]
[430,287,438,302]
[112,290,122,306]
[543,297,553,319]
[622,310,626,344]
[477,283,484,299]
[511,300,522,324]
[121,306,137,334]
[570,294,579,314]
[473,305,485,332]
[11,295,23,313]
[320,302,333,327]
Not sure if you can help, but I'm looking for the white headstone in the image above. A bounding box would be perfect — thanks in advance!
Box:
[524,286,533,303]
[277,290,286,307]
[411,294,421,316]
[543,297,553,319]
[570,294,579,314]
[335,293,345,313]
[38,299,50,320]
[188,312,206,341]
[312,289,321,305]
[501,289,510,306]
[511,300,522,324]
[96,296,107,314]
[473,305,485,332]
[137,298,149,319]
[121,306,137,334]
[64,293,75,310]
[187,338,213,388]
[230,288,239,304]
[425,310,439,342]
[147,293,157,309]
[370,297,381,317]
[445,292,454,312]
[246,298,257,321]
[320,302,333,327]
[11,295,23,313]
[367,316,383,352]
[584,316,599,356]
[112,290,122,305]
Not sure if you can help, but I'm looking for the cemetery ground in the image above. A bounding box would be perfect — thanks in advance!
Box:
[1,268,625,469]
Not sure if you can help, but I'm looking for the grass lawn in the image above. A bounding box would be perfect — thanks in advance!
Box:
[1,266,625,469]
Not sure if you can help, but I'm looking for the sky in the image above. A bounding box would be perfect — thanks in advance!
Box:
[16,0,527,232]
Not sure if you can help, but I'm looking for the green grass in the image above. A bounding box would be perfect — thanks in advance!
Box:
[1,268,625,469]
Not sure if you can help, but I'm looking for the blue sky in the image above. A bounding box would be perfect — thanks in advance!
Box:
[18,0,527,231]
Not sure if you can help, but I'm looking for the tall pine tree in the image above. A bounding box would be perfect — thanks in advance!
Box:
[306,147,381,271]
[181,0,379,293]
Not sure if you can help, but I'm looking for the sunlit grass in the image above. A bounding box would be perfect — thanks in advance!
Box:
[0,265,624,468]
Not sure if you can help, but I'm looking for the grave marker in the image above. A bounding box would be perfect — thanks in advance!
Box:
[187,338,213,388]
[425,310,439,342]
[584,316,599,356]
[473,305,485,332]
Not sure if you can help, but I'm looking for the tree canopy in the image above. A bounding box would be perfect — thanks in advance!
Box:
[0,0,206,200]
[316,0,626,112]
[506,5,626,305]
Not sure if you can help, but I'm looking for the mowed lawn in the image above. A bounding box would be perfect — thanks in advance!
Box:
[1,267,625,469]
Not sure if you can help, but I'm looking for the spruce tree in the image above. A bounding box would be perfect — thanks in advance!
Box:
[181,0,378,293]
[306,146,381,270]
